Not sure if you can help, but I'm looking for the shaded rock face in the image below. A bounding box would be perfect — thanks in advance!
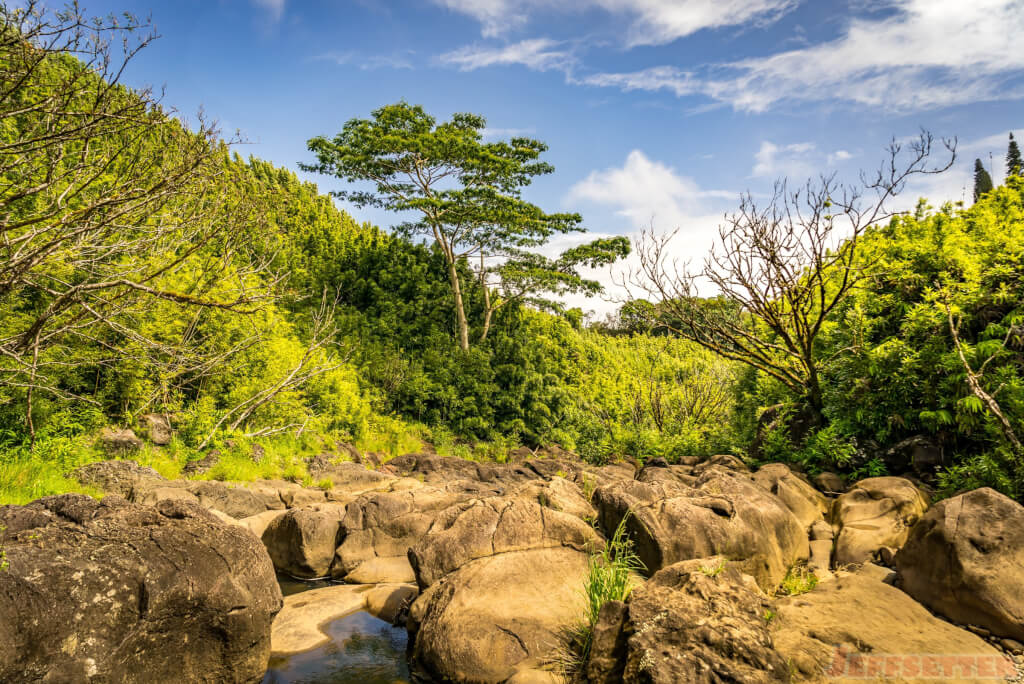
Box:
[139,413,172,445]
[772,564,1012,683]
[73,459,165,498]
[0,494,282,683]
[831,476,929,566]
[587,557,787,684]
[593,469,807,590]
[894,487,1024,642]
[262,504,346,578]
[885,435,945,478]
[409,546,590,683]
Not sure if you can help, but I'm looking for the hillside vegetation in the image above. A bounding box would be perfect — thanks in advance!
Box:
[0,4,1021,505]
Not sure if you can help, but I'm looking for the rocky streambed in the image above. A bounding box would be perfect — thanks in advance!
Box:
[2,450,1023,682]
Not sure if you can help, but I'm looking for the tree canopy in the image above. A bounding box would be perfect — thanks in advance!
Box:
[302,102,628,350]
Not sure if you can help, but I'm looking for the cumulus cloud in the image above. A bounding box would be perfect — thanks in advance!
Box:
[582,0,1024,111]
[433,0,797,45]
[438,38,574,72]
[564,149,737,313]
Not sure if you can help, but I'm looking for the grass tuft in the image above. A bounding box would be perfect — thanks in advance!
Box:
[555,512,645,675]
[777,564,819,596]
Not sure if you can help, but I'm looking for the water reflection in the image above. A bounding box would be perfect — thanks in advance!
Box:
[262,610,411,684]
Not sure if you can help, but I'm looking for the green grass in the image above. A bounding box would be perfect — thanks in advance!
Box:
[699,558,727,577]
[777,564,819,596]
[557,513,645,675]
[0,427,364,504]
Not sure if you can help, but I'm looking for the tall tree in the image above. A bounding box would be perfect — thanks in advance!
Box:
[1008,133,1022,177]
[974,158,994,202]
[303,102,624,350]
[628,132,955,417]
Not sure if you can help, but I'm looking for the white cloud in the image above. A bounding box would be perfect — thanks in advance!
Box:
[752,141,816,178]
[582,0,1024,112]
[827,149,853,166]
[438,38,574,72]
[579,66,698,96]
[316,51,415,70]
[434,0,797,45]
[252,0,285,21]
[569,149,731,228]
[564,149,736,314]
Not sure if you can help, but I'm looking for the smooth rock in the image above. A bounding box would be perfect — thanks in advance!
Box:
[894,487,1024,642]
[270,584,369,654]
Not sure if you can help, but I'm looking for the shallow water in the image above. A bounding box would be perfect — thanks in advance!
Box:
[263,576,412,684]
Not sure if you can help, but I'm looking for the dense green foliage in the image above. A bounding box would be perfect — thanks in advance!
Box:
[5,4,1020,511]
[0,17,738,504]
[754,179,1024,498]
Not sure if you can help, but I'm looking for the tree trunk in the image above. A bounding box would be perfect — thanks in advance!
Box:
[447,257,470,351]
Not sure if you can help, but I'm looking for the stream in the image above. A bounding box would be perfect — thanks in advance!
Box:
[261,577,413,684]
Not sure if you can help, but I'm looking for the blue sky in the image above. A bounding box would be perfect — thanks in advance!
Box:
[81,0,1024,314]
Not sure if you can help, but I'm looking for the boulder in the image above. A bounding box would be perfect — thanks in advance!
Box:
[752,463,829,530]
[406,497,602,682]
[132,481,199,508]
[585,600,630,684]
[408,496,601,589]
[894,487,1024,642]
[332,486,461,582]
[262,504,346,578]
[593,470,807,590]
[885,435,945,477]
[182,450,220,476]
[98,427,143,454]
[513,476,596,520]
[72,459,165,498]
[138,413,172,445]
[364,583,418,623]
[0,494,281,683]
[772,563,1014,683]
[386,453,482,483]
[308,457,391,491]
[409,547,590,683]
[588,557,787,683]
[343,555,416,584]
[831,476,929,567]
[187,480,268,519]
[238,509,288,539]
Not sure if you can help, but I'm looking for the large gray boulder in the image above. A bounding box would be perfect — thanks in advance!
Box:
[331,486,463,583]
[0,494,282,683]
[261,504,346,578]
[894,487,1024,642]
[593,469,807,590]
[409,547,590,683]
[407,498,601,682]
[408,496,600,589]
[773,563,1014,682]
